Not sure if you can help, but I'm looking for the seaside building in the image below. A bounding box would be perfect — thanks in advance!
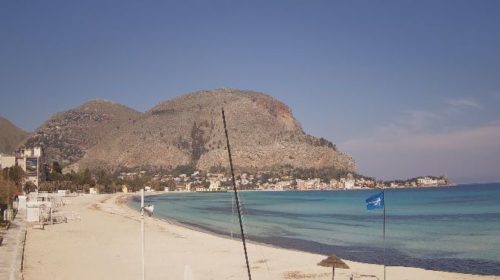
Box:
[0,146,46,188]
[390,182,399,188]
[275,180,293,190]
[295,178,322,190]
[340,177,355,189]
[329,178,340,188]
[208,180,222,191]
[417,177,438,186]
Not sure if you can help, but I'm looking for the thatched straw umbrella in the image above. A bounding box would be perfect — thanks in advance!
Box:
[318,255,350,280]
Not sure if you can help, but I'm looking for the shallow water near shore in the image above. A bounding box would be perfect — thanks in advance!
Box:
[131,183,500,275]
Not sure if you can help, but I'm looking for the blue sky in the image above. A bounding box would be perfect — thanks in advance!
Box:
[1,1,499,182]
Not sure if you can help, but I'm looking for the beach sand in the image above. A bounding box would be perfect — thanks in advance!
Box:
[23,194,500,280]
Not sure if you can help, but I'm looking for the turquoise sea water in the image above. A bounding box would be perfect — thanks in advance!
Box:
[131,183,500,275]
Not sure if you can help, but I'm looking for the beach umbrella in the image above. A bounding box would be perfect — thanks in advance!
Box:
[318,255,350,280]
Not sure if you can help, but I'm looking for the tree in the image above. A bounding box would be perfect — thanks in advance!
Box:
[151,180,163,191]
[96,169,111,187]
[125,175,150,192]
[161,179,177,191]
[172,164,196,176]
[0,174,21,211]
[209,165,226,174]
[48,161,63,181]
[63,172,72,181]
[79,168,95,186]
[203,181,210,189]
[52,161,62,174]
[24,181,37,194]
[3,166,25,188]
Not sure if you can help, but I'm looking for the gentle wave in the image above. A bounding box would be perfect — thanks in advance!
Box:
[132,183,500,275]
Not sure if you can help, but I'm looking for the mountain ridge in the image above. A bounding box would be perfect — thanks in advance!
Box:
[21,89,356,173]
[23,100,141,165]
[0,116,29,154]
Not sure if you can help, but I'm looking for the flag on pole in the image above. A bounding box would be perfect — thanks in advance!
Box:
[365,191,384,210]
[365,191,387,280]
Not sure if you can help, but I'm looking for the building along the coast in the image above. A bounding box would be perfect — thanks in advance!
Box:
[0,146,45,188]
[208,180,223,191]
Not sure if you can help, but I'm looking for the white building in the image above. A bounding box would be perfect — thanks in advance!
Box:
[275,180,293,190]
[342,178,355,189]
[1,146,45,188]
[209,180,222,191]
[0,154,16,169]
[417,177,438,186]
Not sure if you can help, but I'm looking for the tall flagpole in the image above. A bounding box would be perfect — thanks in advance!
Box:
[383,189,386,280]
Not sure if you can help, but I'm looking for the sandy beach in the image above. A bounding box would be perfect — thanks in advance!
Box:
[22,194,500,280]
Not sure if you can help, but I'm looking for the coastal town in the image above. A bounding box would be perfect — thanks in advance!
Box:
[1,146,453,197]
[121,170,452,193]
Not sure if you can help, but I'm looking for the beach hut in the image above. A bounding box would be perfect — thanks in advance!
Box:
[318,255,349,280]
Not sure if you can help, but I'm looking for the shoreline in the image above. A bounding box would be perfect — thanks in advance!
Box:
[127,192,500,277]
[23,193,500,280]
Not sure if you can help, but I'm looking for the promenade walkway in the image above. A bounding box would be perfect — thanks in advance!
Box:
[0,209,27,280]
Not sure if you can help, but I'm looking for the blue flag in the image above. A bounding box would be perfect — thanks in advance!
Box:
[366,191,384,210]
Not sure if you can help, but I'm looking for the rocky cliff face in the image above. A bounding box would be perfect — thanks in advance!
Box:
[0,116,28,154]
[77,89,356,173]
[22,100,140,165]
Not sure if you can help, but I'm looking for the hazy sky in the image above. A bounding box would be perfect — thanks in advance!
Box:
[1,1,499,183]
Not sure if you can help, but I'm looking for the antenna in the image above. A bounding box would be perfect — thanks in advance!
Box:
[222,107,252,280]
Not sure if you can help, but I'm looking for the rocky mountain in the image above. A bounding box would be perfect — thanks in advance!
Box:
[0,116,29,154]
[23,100,141,165]
[77,89,356,173]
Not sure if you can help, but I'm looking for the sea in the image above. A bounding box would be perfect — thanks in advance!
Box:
[130,183,500,275]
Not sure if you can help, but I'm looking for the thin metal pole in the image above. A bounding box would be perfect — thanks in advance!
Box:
[231,194,235,239]
[383,189,386,280]
[141,188,145,280]
[222,107,252,280]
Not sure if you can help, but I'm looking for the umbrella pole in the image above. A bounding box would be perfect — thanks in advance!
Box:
[332,266,335,280]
